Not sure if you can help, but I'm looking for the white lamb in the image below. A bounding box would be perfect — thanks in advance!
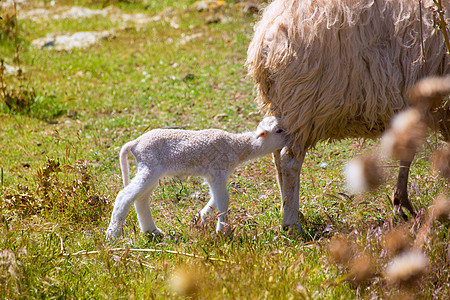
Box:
[106,117,287,240]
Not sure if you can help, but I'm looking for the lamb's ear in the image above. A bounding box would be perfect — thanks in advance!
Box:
[257,130,267,138]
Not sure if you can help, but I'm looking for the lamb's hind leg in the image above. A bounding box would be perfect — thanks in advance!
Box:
[274,147,306,234]
[134,176,163,237]
[106,169,161,240]
[392,159,416,219]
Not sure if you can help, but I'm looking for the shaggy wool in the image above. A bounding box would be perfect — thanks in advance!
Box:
[246,0,449,158]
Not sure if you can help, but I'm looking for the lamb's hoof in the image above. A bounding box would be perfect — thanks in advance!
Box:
[152,227,164,236]
[145,228,164,240]
[106,227,122,241]
[197,213,205,225]
[199,209,213,224]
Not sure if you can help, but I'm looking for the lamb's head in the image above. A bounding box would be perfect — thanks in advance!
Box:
[255,116,287,154]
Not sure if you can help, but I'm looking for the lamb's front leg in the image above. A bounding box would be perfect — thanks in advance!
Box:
[275,147,306,235]
[199,198,215,223]
[273,149,283,195]
[201,176,229,232]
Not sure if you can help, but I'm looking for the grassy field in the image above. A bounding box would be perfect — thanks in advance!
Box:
[1,0,448,298]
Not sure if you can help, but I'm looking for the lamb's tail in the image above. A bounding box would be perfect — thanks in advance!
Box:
[119,141,136,187]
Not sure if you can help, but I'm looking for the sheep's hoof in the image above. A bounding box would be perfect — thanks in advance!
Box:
[392,189,416,220]
[392,205,409,221]
[282,222,306,238]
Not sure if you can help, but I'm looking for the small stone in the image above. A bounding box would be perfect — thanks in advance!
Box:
[214,113,228,121]
[206,16,221,24]
[183,73,195,81]
[319,162,329,168]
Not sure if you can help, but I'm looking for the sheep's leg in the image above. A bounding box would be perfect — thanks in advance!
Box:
[204,177,229,232]
[106,169,160,240]
[275,147,306,234]
[392,160,416,219]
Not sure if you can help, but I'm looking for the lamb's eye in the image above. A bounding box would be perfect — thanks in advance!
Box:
[276,129,284,134]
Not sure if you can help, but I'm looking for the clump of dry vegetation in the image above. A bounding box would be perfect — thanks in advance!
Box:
[0,59,36,113]
[339,75,449,297]
[327,195,449,297]
[3,158,110,223]
[0,1,36,114]
[0,0,17,40]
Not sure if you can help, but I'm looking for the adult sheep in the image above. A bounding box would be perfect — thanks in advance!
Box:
[246,0,449,233]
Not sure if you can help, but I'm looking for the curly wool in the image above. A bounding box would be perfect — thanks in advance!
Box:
[246,0,449,158]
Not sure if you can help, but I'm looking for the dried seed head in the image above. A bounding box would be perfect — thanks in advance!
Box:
[348,253,374,285]
[0,249,17,268]
[431,144,450,181]
[428,194,449,223]
[328,235,353,265]
[0,249,19,281]
[408,76,450,111]
[381,109,427,161]
[384,226,411,256]
[344,154,384,193]
[169,265,201,297]
[385,251,428,287]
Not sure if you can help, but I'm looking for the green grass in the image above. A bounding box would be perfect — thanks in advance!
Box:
[1,1,448,299]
